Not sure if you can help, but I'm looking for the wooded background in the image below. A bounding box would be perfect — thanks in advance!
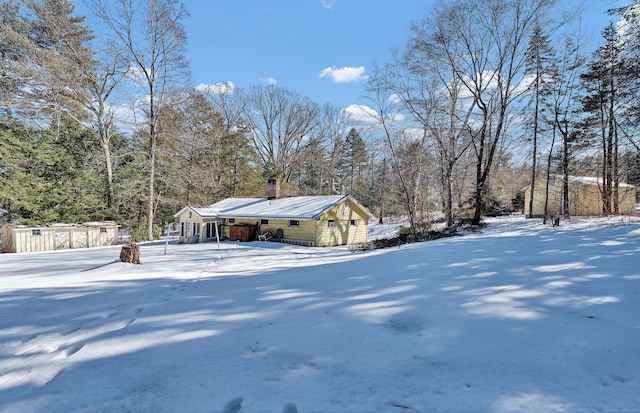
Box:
[1,0,639,241]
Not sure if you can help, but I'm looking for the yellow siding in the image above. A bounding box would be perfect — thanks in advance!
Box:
[525,178,637,217]
[175,197,372,247]
[175,208,214,243]
[252,218,317,244]
[315,200,369,247]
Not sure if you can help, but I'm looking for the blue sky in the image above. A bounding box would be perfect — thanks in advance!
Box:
[72,0,631,111]
[185,0,428,109]
[183,0,630,111]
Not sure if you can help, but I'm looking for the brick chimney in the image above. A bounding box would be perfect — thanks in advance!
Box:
[267,178,280,199]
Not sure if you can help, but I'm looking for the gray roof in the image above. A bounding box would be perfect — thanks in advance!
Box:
[175,195,372,220]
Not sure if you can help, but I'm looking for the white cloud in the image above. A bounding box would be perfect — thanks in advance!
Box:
[126,66,148,87]
[343,104,405,127]
[321,0,335,10]
[388,93,402,105]
[319,66,368,83]
[259,77,278,85]
[195,81,235,95]
[343,104,379,126]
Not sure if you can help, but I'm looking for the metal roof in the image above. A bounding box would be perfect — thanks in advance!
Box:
[175,195,373,220]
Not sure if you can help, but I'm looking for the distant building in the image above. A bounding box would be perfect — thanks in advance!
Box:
[524,176,637,217]
[0,222,119,253]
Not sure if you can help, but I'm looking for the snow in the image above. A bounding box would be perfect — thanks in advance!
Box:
[184,195,358,220]
[1,215,640,413]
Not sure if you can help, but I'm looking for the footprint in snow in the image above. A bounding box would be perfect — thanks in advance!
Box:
[221,398,298,413]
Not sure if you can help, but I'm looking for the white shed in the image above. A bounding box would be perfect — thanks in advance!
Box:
[0,222,119,253]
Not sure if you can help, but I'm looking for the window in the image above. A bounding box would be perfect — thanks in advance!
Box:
[328,220,336,228]
[350,220,358,226]
[261,219,269,225]
[192,222,200,235]
[32,229,42,236]
[288,220,300,227]
[99,227,107,233]
[180,221,187,237]
[227,218,235,224]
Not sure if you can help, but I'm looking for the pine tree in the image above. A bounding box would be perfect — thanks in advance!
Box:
[581,24,624,215]
[342,128,368,195]
[524,23,555,218]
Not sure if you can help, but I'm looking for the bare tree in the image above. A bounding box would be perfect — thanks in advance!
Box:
[423,0,555,225]
[201,82,245,131]
[385,38,475,228]
[90,0,189,240]
[242,85,319,183]
[366,64,426,235]
[316,103,347,194]
[57,30,129,213]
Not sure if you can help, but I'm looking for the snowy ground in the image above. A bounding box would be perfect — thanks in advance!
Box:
[1,215,640,413]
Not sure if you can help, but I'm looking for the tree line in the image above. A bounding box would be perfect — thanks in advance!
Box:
[1,0,639,241]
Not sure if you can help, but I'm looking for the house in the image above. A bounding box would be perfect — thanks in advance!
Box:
[173,194,374,247]
[524,175,637,217]
[0,222,119,253]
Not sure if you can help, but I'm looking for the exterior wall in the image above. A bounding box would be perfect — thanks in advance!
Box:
[250,218,317,244]
[175,208,205,243]
[525,178,637,217]
[1,224,118,253]
[315,200,369,247]
[175,208,221,243]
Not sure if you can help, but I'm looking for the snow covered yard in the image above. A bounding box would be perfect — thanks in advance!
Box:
[1,216,639,413]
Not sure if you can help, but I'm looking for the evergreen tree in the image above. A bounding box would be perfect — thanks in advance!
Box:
[524,23,555,218]
[581,24,624,215]
[0,0,30,120]
[24,0,94,126]
[0,118,106,224]
[342,128,368,195]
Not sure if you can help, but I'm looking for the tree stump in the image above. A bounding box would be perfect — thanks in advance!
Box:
[120,243,141,264]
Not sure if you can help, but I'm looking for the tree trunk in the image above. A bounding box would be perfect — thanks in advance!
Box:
[120,243,141,264]
[562,136,570,218]
[528,79,540,219]
[147,132,156,241]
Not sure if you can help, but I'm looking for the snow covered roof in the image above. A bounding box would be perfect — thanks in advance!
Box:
[567,176,636,188]
[176,195,373,220]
